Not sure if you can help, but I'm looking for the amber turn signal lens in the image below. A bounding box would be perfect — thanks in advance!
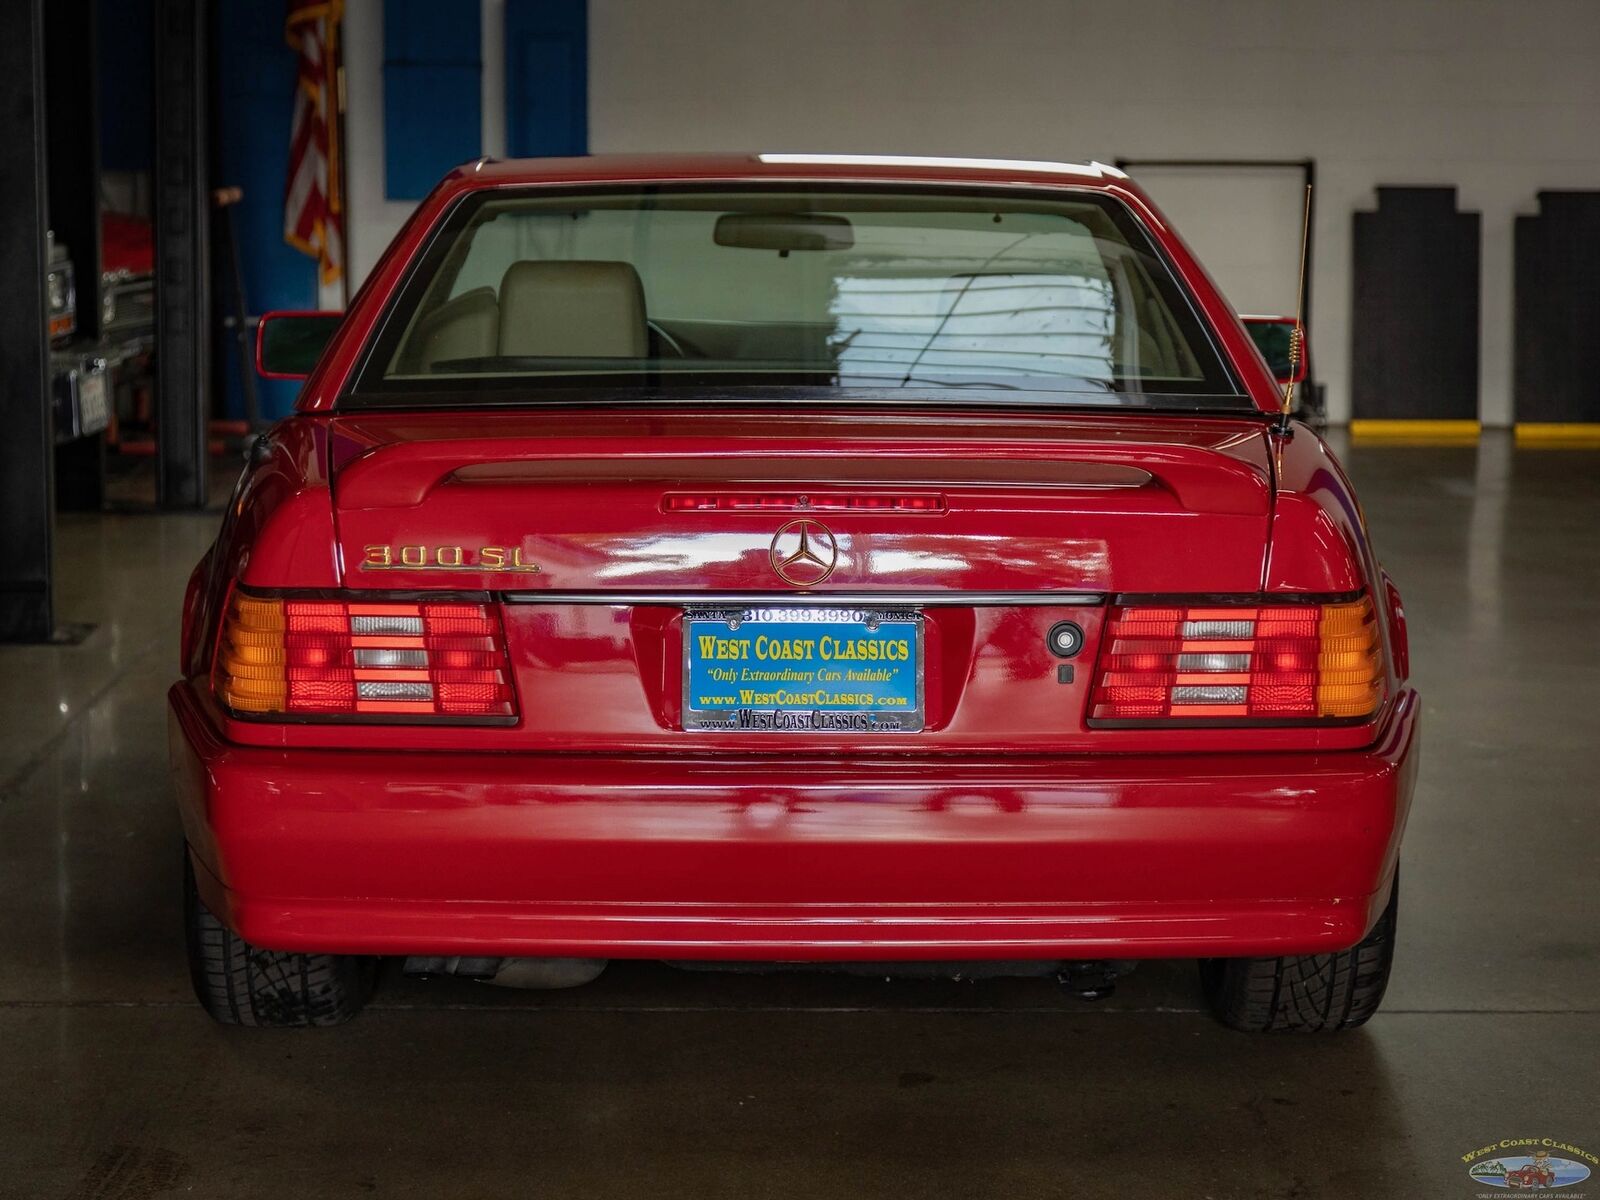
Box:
[1314,599,1385,718]
[215,594,287,712]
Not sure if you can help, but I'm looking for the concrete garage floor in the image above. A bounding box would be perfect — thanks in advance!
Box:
[2,434,1595,1199]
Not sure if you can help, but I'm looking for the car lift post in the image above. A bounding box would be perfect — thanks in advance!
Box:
[0,0,56,642]
[46,0,108,513]
[153,0,210,510]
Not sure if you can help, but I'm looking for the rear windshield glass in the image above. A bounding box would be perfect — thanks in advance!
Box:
[350,185,1247,408]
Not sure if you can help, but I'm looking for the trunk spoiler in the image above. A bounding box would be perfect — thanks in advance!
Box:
[334,434,1271,516]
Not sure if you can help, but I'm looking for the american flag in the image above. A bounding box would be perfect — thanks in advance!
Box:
[284,0,344,285]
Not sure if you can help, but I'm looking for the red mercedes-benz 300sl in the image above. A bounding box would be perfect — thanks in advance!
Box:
[170,154,1416,1031]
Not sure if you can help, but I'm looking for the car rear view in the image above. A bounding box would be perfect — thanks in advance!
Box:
[169,154,1416,1032]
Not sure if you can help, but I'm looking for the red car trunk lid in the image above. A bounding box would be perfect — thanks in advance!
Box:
[328,408,1272,596]
[313,407,1277,752]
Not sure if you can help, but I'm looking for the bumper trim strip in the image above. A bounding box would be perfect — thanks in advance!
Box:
[501,590,1106,607]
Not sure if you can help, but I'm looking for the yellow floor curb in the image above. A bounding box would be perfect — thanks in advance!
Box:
[1350,419,1481,444]
[1514,423,1600,447]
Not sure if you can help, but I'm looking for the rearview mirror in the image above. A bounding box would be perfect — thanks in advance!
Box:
[714,211,854,252]
[1241,316,1308,386]
[256,310,342,380]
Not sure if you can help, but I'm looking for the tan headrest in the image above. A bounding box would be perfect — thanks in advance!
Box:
[498,260,649,358]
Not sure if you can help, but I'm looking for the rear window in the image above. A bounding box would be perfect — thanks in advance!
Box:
[350,185,1246,408]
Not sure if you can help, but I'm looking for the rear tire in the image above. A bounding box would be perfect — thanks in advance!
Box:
[1200,877,1398,1033]
[184,852,374,1027]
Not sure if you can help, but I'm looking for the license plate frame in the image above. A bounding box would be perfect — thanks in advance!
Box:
[682,605,925,733]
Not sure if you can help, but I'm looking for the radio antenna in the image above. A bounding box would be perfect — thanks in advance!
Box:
[1277,183,1313,431]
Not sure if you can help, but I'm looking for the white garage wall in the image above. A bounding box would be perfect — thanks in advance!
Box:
[333,0,1600,426]
[1121,164,1311,316]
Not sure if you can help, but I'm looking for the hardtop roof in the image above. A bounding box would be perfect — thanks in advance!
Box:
[446,152,1134,194]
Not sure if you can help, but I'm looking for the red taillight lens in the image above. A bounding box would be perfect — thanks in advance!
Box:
[215,592,516,721]
[1090,597,1384,723]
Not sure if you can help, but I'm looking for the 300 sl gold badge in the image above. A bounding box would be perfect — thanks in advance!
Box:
[358,544,541,573]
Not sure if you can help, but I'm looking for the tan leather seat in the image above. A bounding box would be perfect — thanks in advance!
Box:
[497,260,649,358]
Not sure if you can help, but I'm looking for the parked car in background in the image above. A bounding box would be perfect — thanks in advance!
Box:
[100,210,156,342]
[46,229,110,446]
[46,212,156,455]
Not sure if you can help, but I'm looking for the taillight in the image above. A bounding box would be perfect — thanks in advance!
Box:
[214,590,516,722]
[1089,596,1384,724]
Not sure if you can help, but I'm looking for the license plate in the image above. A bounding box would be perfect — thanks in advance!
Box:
[77,369,109,436]
[683,606,924,733]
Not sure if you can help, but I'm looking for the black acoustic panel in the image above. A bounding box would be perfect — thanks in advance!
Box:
[1352,187,1479,421]
[0,0,54,642]
[1515,191,1600,423]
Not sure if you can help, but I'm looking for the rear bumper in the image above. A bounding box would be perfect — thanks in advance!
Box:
[169,683,1418,960]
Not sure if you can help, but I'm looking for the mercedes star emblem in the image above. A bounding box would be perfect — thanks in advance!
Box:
[769,519,839,586]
